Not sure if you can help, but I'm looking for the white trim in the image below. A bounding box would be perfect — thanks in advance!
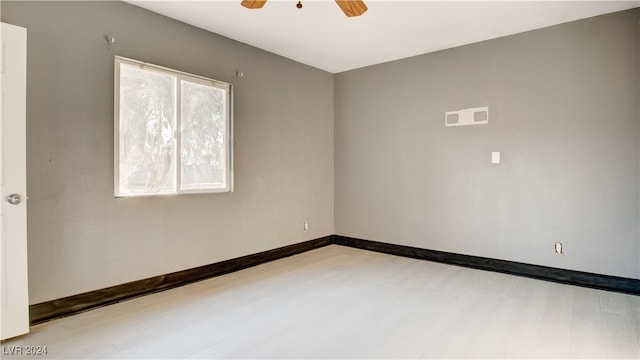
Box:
[114,57,121,197]
[175,74,182,195]
[115,56,232,90]
[228,84,234,193]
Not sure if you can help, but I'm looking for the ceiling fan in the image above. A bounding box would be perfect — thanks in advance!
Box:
[241,0,368,17]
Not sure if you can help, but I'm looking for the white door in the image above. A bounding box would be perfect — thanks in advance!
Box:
[0,22,29,340]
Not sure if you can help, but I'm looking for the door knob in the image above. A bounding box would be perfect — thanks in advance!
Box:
[7,193,23,205]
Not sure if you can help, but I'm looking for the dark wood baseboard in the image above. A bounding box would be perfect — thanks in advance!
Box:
[29,236,333,325]
[30,234,639,325]
[333,235,640,296]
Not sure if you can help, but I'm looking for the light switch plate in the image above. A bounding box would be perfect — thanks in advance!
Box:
[491,152,500,164]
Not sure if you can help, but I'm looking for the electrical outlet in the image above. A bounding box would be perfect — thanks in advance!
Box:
[554,242,563,254]
[303,222,308,232]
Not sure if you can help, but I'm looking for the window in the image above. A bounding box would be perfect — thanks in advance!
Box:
[114,57,232,197]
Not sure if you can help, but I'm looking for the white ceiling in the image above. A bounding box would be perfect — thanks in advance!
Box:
[127,0,640,73]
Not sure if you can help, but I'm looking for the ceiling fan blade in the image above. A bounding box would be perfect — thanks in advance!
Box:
[241,0,267,9]
[335,0,368,17]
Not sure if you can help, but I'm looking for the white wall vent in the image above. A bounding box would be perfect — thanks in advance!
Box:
[445,106,489,127]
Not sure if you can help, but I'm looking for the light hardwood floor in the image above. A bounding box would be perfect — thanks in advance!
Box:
[2,245,639,359]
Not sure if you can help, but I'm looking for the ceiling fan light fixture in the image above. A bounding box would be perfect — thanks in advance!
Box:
[241,0,368,17]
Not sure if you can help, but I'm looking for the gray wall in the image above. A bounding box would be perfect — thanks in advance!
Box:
[2,2,638,305]
[2,1,334,303]
[335,9,640,279]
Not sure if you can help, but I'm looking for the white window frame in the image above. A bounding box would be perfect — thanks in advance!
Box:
[114,56,233,197]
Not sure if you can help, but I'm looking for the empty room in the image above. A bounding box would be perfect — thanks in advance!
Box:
[1,0,639,358]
